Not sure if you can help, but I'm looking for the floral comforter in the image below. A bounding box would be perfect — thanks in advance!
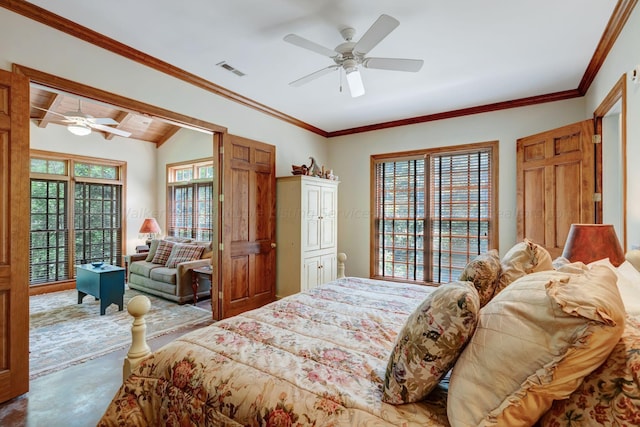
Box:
[541,314,640,426]
[98,277,449,426]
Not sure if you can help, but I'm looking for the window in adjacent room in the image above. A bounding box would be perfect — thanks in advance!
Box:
[29,152,124,287]
[167,159,213,241]
[371,141,498,284]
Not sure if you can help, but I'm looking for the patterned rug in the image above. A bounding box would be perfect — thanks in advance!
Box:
[29,286,214,379]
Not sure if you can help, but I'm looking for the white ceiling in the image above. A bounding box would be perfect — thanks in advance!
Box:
[25,0,618,133]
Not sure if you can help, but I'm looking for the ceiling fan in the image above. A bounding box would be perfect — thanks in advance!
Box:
[33,99,132,138]
[284,14,423,97]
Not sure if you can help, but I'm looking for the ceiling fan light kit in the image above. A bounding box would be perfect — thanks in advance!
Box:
[284,14,423,98]
[67,123,92,136]
[345,68,365,97]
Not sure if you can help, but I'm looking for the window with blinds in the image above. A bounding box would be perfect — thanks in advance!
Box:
[429,150,493,283]
[29,153,125,287]
[74,182,122,266]
[372,141,497,284]
[167,160,214,241]
[168,181,213,240]
[374,158,426,281]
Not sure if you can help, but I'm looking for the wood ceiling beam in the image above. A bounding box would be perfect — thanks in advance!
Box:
[155,126,181,147]
[35,92,63,128]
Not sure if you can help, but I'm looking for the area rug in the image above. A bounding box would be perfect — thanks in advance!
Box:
[29,287,214,379]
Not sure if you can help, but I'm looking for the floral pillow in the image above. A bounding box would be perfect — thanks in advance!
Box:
[150,239,175,265]
[382,280,480,404]
[165,244,205,268]
[448,265,625,427]
[494,238,553,294]
[459,249,501,307]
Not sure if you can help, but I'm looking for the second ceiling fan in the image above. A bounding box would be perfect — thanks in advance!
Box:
[284,14,423,97]
[34,99,131,138]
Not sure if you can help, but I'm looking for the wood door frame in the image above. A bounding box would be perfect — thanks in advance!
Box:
[593,74,627,250]
[9,65,229,386]
[0,68,30,403]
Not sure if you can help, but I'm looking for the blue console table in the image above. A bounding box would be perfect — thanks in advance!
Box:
[76,264,126,315]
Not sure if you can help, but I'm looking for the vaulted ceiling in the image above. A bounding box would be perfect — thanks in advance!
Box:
[7,0,634,140]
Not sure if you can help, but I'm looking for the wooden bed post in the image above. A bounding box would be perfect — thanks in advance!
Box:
[337,252,347,278]
[123,295,152,382]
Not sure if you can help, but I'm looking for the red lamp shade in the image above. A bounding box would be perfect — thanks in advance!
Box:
[561,223,625,266]
[139,218,161,234]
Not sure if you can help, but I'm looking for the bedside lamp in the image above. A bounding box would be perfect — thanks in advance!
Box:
[561,223,625,266]
[139,218,161,246]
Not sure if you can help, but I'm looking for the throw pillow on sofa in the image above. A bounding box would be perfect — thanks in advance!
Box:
[165,244,205,268]
[151,240,175,265]
[145,236,193,262]
[145,239,161,262]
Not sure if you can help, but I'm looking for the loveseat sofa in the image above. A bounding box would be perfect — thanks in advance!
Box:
[127,237,213,304]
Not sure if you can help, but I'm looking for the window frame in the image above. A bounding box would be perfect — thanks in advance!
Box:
[370,141,499,284]
[166,158,214,241]
[29,149,126,288]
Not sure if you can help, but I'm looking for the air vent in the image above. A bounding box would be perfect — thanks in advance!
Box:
[216,61,246,77]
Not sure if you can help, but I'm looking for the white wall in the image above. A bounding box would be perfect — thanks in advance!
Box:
[601,113,623,241]
[327,98,587,277]
[584,4,640,250]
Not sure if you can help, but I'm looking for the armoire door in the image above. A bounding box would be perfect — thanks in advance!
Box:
[516,119,595,259]
[220,134,276,318]
[0,69,30,403]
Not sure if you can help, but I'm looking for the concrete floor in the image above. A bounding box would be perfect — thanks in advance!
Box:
[0,299,213,427]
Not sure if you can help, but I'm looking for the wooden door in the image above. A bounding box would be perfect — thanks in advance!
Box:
[0,69,30,402]
[516,120,595,259]
[220,134,276,318]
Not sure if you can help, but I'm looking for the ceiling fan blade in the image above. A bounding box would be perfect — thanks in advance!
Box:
[32,105,70,119]
[89,123,132,137]
[89,117,119,125]
[353,14,399,55]
[284,34,339,58]
[289,65,339,87]
[363,57,424,72]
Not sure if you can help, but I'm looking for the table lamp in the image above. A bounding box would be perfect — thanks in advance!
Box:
[139,218,161,246]
[561,223,625,266]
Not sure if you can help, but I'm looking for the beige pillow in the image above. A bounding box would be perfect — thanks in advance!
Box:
[448,265,625,427]
[459,249,501,307]
[495,239,553,294]
[144,239,161,262]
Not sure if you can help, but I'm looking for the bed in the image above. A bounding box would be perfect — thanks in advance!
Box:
[98,245,640,426]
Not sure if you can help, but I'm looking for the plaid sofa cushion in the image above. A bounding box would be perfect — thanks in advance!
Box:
[150,240,175,265]
[165,243,205,268]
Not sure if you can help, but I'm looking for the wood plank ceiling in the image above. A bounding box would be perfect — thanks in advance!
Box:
[29,86,182,145]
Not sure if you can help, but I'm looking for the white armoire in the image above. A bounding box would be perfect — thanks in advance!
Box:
[276,175,339,298]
